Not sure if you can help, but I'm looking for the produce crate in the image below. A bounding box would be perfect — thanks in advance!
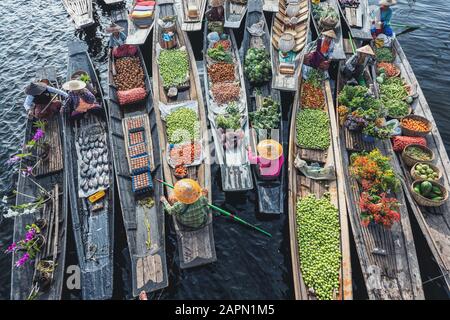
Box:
[132,171,153,194]
[128,143,147,158]
[126,117,145,133]
[129,131,146,146]
[130,155,151,175]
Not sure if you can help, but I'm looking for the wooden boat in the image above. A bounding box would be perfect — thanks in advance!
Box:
[263,0,277,12]
[288,71,352,299]
[336,0,372,40]
[64,41,115,299]
[10,67,68,300]
[224,0,248,28]
[108,10,169,296]
[336,49,424,299]
[126,0,156,45]
[310,0,346,60]
[203,9,253,192]
[385,39,450,292]
[103,0,124,4]
[62,0,95,29]
[178,0,208,31]
[270,0,310,91]
[241,0,283,213]
[152,0,216,268]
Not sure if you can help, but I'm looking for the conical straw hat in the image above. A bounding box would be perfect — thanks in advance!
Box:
[356,45,375,56]
[257,139,283,160]
[322,29,337,39]
[174,179,203,204]
[379,0,397,6]
[62,80,86,91]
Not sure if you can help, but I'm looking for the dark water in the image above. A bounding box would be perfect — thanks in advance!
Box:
[0,0,449,299]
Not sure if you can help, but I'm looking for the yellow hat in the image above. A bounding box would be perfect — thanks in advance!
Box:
[257,139,283,160]
[173,179,202,204]
[356,45,375,56]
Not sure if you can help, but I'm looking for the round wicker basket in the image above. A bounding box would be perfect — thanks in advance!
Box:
[410,162,442,181]
[400,114,432,137]
[411,180,448,207]
[402,144,435,167]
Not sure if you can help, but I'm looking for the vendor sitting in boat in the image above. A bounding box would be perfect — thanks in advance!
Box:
[247,139,284,180]
[161,179,209,229]
[62,80,102,119]
[305,29,336,71]
[205,0,224,22]
[23,81,68,119]
[107,23,137,58]
[342,45,375,86]
[372,0,397,37]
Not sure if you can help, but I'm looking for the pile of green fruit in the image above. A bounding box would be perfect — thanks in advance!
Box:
[296,194,341,300]
[249,97,281,130]
[166,107,199,144]
[296,109,330,150]
[413,180,444,201]
[158,49,189,89]
[413,163,439,181]
[244,48,272,85]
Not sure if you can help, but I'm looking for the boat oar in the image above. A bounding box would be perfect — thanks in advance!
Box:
[156,179,272,238]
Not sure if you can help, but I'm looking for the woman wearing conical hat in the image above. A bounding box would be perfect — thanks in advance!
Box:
[342,45,376,86]
[372,0,397,37]
[61,79,102,119]
[161,179,209,229]
[247,139,284,179]
[304,29,336,71]
[23,80,68,119]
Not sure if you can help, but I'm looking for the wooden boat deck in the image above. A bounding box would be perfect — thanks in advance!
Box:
[108,10,168,296]
[270,0,310,91]
[242,0,283,213]
[62,0,94,29]
[288,76,352,299]
[337,0,372,40]
[388,39,450,292]
[11,68,68,301]
[263,0,277,12]
[224,0,248,28]
[152,0,216,269]
[174,0,207,31]
[64,41,114,299]
[336,61,424,300]
[126,1,155,45]
[310,0,346,60]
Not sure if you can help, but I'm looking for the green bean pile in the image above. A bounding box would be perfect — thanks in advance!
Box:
[380,77,410,118]
[296,109,330,150]
[166,107,200,144]
[296,194,341,300]
[158,49,189,89]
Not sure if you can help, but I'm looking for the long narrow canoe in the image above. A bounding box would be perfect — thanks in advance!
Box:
[263,0,277,12]
[336,58,424,300]
[337,0,372,40]
[203,11,253,192]
[177,0,208,31]
[126,0,155,45]
[387,39,450,292]
[288,73,352,299]
[103,0,124,4]
[241,0,283,213]
[62,0,95,29]
[64,41,115,299]
[310,0,346,60]
[271,0,310,91]
[10,68,68,300]
[224,0,248,28]
[152,0,216,269]
[108,10,168,297]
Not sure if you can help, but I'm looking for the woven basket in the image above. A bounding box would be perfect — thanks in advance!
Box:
[410,163,442,181]
[402,144,434,167]
[400,115,432,137]
[411,180,448,207]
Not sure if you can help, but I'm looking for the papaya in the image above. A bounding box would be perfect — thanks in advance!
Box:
[420,181,433,196]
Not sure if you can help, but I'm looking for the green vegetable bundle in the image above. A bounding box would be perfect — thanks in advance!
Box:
[338,85,384,121]
[166,107,200,144]
[244,48,272,85]
[207,45,233,63]
[215,104,242,130]
[375,47,394,63]
[296,194,341,300]
[249,97,281,130]
[296,109,330,150]
[158,49,189,89]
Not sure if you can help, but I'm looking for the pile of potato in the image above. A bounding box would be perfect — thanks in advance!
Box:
[113,57,145,91]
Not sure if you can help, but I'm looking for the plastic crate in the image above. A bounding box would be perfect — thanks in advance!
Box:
[128,142,147,158]
[130,155,151,175]
[131,171,153,194]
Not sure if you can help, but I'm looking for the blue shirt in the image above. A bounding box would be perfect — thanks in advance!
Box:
[109,32,127,48]
[23,86,69,111]
[380,7,393,27]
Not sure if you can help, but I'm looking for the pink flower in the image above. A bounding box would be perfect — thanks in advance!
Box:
[21,166,33,177]
[7,156,20,165]
[24,229,36,242]
[32,128,45,141]
[5,243,17,253]
[15,253,30,267]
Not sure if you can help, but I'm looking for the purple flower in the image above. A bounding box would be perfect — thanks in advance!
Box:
[21,166,33,177]
[32,128,45,141]
[5,243,17,253]
[7,156,20,165]
[24,229,36,242]
[15,253,30,267]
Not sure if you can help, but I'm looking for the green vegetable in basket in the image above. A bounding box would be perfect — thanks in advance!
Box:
[158,49,189,89]
[420,181,433,196]
[244,48,272,85]
[207,45,233,63]
[375,47,394,63]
